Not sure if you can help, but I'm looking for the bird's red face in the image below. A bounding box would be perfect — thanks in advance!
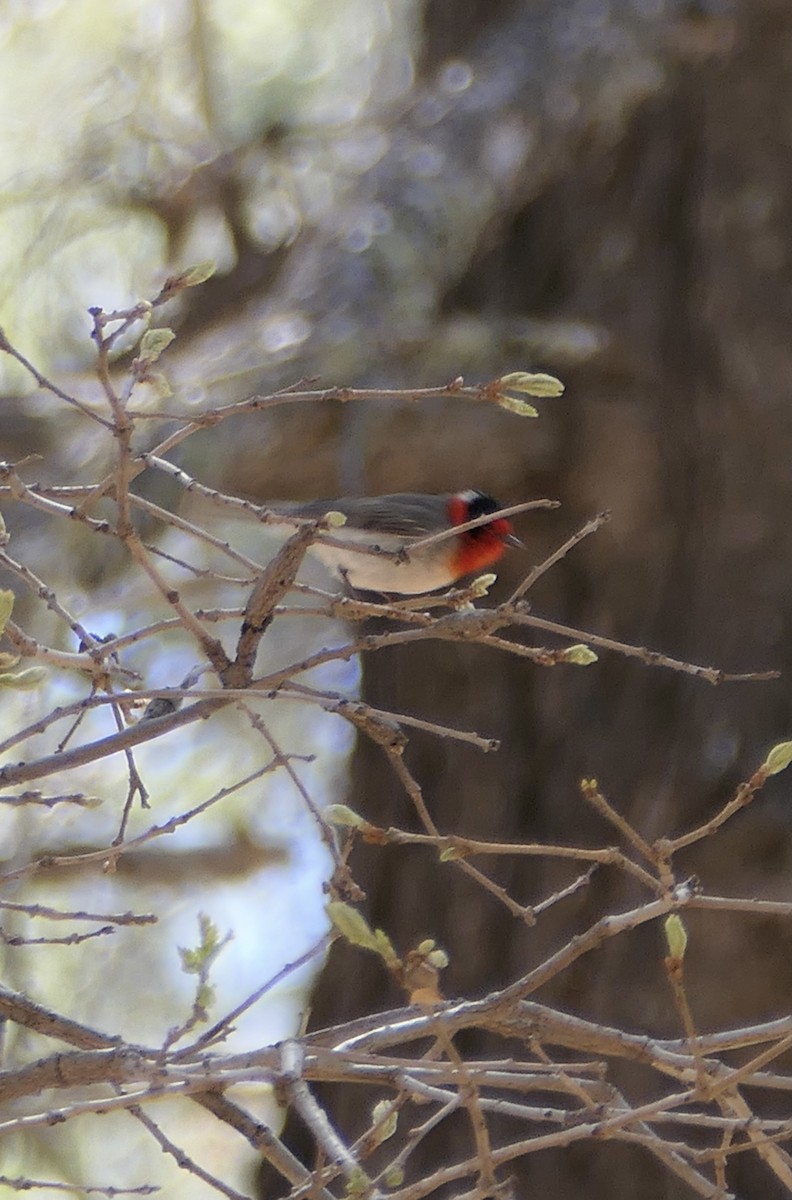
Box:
[446,491,516,579]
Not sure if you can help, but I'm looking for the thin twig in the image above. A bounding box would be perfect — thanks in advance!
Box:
[509,511,610,602]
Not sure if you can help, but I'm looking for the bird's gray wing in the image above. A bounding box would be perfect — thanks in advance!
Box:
[269,494,451,537]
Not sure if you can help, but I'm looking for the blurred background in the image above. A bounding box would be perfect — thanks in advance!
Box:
[3,1,792,1197]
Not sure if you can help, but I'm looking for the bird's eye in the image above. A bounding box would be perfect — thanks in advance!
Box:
[466,492,499,521]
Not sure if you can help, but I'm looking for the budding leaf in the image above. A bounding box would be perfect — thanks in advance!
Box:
[327,900,380,953]
[324,510,347,528]
[324,803,365,828]
[0,666,47,690]
[181,260,216,287]
[470,573,497,596]
[139,328,175,362]
[179,948,202,972]
[371,1099,399,1144]
[763,741,792,776]
[496,394,539,417]
[0,589,14,635]
[178,913,223,973]
[664,914,688,960]
[561,643,598,666]
[499,370,565,397]
[373,928,399,967]
[344,1168,371,1198]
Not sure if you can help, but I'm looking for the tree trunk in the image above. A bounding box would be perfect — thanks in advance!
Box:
[259,3,792,1196]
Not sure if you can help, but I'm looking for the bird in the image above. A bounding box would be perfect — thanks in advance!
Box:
[264,489,521,595]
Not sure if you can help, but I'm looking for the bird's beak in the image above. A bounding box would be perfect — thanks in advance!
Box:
[506,532,524,549]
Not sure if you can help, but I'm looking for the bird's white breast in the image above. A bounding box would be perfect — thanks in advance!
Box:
[308,529,454,595]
